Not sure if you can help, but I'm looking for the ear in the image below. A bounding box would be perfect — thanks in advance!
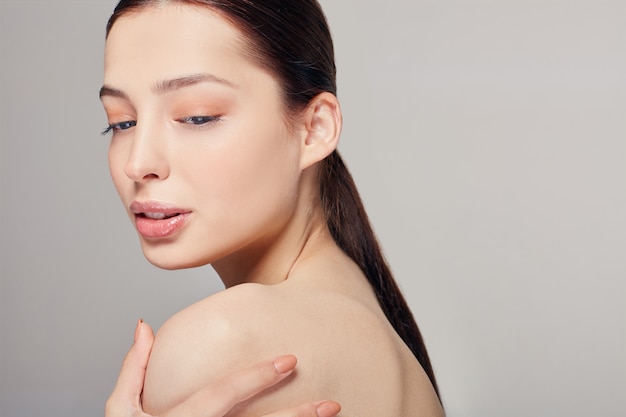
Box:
[298,92,342,170]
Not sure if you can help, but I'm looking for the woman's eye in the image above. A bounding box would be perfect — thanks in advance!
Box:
[101,120,137,135]
[178,116,221,126]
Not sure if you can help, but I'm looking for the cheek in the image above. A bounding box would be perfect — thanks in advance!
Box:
[228,130,299,199]
[107,139,129,198]
[180,124,301,216]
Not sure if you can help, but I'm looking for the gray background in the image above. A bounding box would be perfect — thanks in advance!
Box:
[1,0,625,416]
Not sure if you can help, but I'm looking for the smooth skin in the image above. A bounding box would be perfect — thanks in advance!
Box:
[102,4,444,417]
[105,320,341,417]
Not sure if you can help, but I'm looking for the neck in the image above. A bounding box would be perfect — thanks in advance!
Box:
[212,201,333,288]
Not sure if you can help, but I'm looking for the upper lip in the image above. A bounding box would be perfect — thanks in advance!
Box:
[130,201,191,216]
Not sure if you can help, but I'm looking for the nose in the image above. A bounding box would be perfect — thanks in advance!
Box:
[124,125,170,182]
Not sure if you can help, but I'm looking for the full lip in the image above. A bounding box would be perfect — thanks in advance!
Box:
[130,201,192,218]
[130,200,192,239]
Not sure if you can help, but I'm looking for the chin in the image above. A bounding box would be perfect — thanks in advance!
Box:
[141,244,212,271]
[145,256,210,271]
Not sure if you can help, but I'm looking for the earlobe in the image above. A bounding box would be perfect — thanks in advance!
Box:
[299,92,342,170]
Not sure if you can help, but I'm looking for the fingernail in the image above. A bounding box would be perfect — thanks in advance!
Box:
[316,401,341,417]
[134,318,143,343]
[273,355,297,374]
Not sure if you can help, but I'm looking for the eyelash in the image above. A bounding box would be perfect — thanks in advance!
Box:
[178,115,222,126]
[101,116,221,135]
[101,120,136,135]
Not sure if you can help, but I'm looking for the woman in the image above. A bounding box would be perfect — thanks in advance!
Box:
[101,0,444,416]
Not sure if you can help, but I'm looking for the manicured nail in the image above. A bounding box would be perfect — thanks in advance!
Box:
[273,355,297,374]
[134,318,143,343]
[316,401,341,417]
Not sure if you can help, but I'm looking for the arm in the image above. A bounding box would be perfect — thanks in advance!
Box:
[105,320,341,417]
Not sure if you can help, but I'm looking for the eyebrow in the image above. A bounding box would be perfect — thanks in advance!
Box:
[99,73,237,100]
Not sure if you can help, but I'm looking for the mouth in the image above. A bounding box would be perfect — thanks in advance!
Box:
[130,201,190,216]
[139,212,183,220]
[130,201,191,239]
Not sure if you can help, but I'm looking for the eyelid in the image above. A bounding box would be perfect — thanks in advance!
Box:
[176,115,223,126]
[101,120,137,135]
[100,114,221,135]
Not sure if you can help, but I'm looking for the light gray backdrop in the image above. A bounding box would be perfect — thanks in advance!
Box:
[1,1,624,416]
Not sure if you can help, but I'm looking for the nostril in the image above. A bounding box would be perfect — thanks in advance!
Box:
[123,156,168,182]
[123,144,170,182]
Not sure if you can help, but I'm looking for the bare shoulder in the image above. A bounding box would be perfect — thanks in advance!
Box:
[142,284,281,412]
[142,282,442,416]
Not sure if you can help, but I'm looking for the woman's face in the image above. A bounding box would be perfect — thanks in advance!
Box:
[101,5,303,270]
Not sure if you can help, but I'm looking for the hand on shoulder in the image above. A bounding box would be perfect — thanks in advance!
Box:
[106,319,342,417]
[141,281,434,417]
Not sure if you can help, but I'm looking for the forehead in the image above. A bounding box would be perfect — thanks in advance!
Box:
[104,4,250,87]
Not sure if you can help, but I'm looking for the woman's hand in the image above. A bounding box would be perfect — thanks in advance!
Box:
[105,320,341,417]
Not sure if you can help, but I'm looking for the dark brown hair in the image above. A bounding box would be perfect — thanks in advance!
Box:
[107,0,441,401]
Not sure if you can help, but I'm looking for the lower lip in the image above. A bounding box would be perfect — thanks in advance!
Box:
[134,213,190,239]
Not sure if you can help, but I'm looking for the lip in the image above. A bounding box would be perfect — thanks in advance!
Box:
[130,201,191,239]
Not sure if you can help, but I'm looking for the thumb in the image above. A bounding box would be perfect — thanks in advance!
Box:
[106,320,155,414]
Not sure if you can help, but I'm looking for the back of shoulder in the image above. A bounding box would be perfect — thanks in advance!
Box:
[143,283,433,416]
[141,284,279,413]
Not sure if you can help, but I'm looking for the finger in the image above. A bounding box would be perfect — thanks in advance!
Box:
[261,401,342,417]
[160,355,298,417]
[106,320,155,415]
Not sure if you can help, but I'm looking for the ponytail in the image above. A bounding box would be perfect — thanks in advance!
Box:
[320,150,441,400]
